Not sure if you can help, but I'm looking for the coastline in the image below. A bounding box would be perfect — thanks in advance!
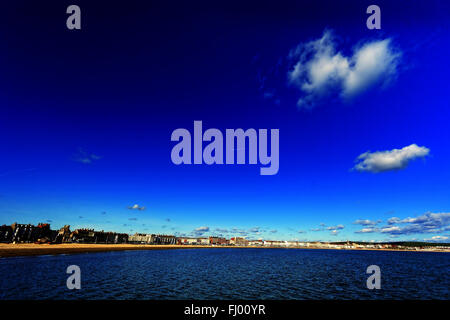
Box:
[0,243,449,258]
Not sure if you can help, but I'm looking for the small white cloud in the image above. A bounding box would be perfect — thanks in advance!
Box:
[288,30,401,109]
[128,204,146,211]
[73,148,102,164]
[192,226,210,237]
[353,219,380,226]
[327,224,345,231]
[387,217,401,224]
[353,144,430,173]
[424,235,448,241]
[380,226,401,233]
[355,227,378,233]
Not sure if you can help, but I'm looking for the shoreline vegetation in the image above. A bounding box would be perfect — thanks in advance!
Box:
[0,243,449,258]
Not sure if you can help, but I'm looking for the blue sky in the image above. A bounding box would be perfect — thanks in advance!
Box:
[0,0,449,242]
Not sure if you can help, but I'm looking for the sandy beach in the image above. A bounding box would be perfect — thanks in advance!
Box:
[0,243,448,258]
[0,243,217,258]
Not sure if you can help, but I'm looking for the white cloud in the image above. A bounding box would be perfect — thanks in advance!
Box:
[327,224,344,236]
[355,227,378,233]
[387,217,401,224]
[193,226,210,236]
[288,30,401,109]
[380,226,401,233]
[343,39,399,97]
[424,235,449,241]
[309,223,344,234]
[73,148,102,164]
[330,230,339,236]
[128,204,146,211]
[353,219,380,226]
[327,224,345,231]
[195,226,209,232]
[353,144,430,173]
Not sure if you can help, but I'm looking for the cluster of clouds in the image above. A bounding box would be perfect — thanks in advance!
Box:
[310,223,345,236]
[285,33,431,175]
[190,226,279,238]
[327,224,345,236]
[288,30,401,109]
[353,144,430,173]
[353,219,382,234]
[215,227,263,237]
[354,212,450,241]
[382,212,450,235]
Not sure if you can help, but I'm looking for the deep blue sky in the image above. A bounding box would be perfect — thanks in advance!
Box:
[1,0,449,242]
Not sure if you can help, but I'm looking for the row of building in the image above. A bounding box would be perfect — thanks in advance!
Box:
[2,222,448,250]
[0,223,129,244]
[136,236,306,247]
[0,223,250,246]
[0,223,397,247]
[0,223,56,244]
[0,223,308,246]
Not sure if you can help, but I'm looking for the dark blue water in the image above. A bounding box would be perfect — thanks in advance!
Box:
[0,248,448,299]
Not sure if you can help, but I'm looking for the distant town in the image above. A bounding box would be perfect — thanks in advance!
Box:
[1,222,449,252]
